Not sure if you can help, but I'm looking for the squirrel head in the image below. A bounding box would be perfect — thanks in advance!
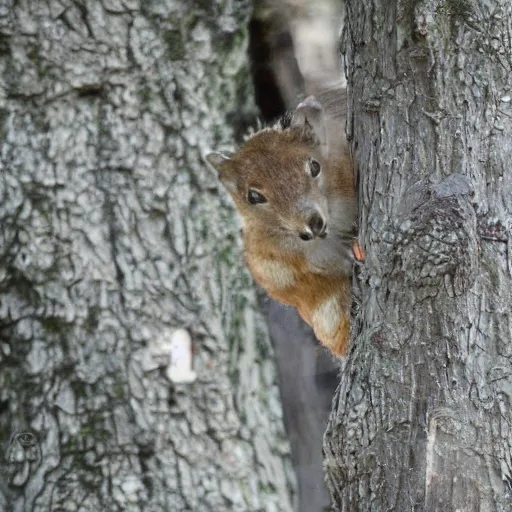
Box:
[207,97,335,244]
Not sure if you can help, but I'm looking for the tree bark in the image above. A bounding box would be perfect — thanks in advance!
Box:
[325,0,512,510]
[0,2,295,511]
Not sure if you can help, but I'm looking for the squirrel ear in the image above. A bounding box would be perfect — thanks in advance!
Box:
[205,152,237,193]
[205,152,234,173]
[291,96,328,152]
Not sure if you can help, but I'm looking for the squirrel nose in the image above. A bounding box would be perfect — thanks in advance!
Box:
[300,213,326,241]
[309,213,326,237]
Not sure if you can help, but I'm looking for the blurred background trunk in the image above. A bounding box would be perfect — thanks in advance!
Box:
[325,0,512,509]
[0,2,297,510]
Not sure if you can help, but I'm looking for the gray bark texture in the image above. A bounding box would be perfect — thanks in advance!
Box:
[324,0,512,510]
[0,1,296,511]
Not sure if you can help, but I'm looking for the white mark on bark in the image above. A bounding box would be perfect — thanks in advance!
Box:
[167,328,196,384]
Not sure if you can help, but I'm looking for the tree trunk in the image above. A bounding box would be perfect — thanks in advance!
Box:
[0,2,295,511]
[325,0,512,510]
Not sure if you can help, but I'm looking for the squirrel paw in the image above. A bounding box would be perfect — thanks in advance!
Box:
[353,241,366,262]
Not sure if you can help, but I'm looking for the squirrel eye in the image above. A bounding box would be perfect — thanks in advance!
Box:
[248,189,267,205]
[309,159,321,178]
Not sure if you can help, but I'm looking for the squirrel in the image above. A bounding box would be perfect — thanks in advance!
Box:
[207,92,357,357]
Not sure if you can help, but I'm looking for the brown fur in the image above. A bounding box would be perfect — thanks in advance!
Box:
[247,249,352,356]
[208,94,356,357]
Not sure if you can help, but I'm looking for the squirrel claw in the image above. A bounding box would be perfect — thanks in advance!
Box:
[353,241,366,262]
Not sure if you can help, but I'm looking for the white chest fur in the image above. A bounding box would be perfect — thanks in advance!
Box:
[249,257,297,290]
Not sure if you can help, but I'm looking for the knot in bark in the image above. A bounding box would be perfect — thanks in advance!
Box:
[5,430,41,487]
[393,174,477,296]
